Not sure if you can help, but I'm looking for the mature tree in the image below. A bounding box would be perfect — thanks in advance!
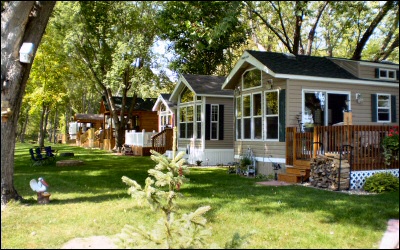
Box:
[156,1,249,75]
[1,1,56,204]
[57,1,162,152]
[245,1,330,55]
[351,1,398,60]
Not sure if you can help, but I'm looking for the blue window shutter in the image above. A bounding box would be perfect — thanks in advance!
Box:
[391,95,397,123]
[205,104,210,140]
[371,94,377,122]
[219,105,224,140]
[375,68,379,78]
[396,70,399,80]
[279,89,286,142]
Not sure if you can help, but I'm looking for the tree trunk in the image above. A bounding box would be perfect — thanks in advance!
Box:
[52,107,58,143]
[38,104,46,147]
[20,108,30,143]
[1,1,56,205]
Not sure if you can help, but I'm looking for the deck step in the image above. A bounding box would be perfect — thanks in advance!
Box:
[286,167,310,176]
[278,173,302,183]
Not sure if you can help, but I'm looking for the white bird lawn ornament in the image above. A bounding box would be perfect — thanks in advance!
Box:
[30,177,49,193]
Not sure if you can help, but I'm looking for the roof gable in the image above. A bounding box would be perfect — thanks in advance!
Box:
[223,50,399,89]
[152,93,176,111]
[170,74,233,102]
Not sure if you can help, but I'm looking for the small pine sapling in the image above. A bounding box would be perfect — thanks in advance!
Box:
[118,150,215,249]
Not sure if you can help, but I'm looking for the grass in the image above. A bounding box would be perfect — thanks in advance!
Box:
[1,142,399,249]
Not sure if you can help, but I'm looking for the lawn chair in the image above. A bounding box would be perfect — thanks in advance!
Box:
[44,146,56,163]
[35,147,49,165]
[29,148,46,166]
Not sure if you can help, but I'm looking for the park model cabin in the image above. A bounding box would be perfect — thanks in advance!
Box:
[168,74,234,165]
[99,96,158,151]
[222,50,399,188]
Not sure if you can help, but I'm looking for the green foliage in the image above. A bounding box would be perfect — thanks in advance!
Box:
[156,1,249,75]
[118,150,215,249]
[196,160,203,166]
[381,126,400,166]
[363,172,399,193]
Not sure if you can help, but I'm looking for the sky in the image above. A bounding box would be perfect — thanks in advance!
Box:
[150,38,178,82]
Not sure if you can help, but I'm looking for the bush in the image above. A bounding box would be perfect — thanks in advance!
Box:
[363,172,399,193]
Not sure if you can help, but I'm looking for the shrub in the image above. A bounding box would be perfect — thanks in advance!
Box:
[363,172,399,193]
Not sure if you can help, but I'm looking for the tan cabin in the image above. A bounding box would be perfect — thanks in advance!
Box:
[222,50,399,189]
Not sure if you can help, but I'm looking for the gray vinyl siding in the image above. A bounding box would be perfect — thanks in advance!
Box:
[358,65,376,80]
[204,96,234,149]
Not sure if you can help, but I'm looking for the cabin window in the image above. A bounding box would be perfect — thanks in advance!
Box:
[378,69,396,80]
[236,96,242,140]
[179,106,194,138]
[377,94,391,122]
[196,104,202,139]
[210,105,219,140]
[180,87,194,103]
[265,91,279,140]
[243,69,262,89]
[241,92,263,140]
[253,93,262,139]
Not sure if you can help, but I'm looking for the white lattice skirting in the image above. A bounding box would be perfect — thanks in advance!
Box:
[350,169,399,189]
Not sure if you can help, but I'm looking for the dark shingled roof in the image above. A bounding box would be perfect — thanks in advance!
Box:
[246,50,359,79]
[102,96,156,112]
[74,114,103,122]
[160,93,176,107]
[182,74,233,96]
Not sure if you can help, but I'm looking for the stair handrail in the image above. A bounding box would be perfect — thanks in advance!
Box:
[151,128,173,154]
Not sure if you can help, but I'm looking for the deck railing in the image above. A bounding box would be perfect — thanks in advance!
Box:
[286,125,399,171]
[125,130,156,147]
[151,128,173,154]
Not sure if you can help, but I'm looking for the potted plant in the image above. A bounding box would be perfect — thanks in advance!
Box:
[195,160,203,166]
[239,156,252,174]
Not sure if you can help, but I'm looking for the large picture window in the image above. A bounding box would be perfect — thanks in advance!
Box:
[243,69,262,89]
[240,93,263,140]
[179,106,193,138]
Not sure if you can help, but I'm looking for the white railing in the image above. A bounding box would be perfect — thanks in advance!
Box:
[125,130,157,147]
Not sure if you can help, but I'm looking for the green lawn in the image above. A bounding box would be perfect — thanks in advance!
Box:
[1,142,399,249]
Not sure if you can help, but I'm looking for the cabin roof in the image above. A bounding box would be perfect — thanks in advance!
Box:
[101,96,156,113]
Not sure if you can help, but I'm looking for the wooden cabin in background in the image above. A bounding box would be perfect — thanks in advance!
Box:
[98,96,158,151]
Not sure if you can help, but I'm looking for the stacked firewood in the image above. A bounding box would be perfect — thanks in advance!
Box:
[309,153,350,190]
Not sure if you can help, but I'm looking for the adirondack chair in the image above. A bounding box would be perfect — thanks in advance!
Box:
[35,147,49,165]
[29,148,46,166]
[44,146,56,163]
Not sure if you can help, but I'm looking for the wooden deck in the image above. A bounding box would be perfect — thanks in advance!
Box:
[281,125,399,183]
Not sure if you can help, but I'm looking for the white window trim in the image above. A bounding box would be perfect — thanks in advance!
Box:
[376,93,391,123]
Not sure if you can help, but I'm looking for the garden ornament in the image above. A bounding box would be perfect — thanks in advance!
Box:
[30,177,51,204]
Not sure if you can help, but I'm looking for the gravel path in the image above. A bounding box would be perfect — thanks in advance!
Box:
[61,235,118,249]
